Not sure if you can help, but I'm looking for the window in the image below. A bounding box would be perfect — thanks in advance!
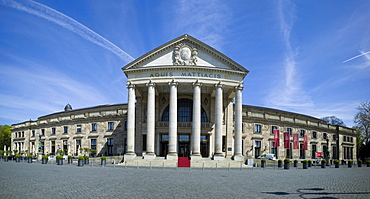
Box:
[41,129,45,136]
[312,131,317,139]
[92,123,97,131]
[76,140,81,156]
[161,99,208,122]
[287,128,292,136]
[254,124,261,133]
[51,128,56,135]
[108,122,114,130]
[254,141,261,158]
[91,139,97,150]
[107,138,114,155]
[142,135,147,151]
[22,131,24,137]
[32,130,35,137]
[350,137,353,142]
[77,125,82,133]
[343,136,347,142]
[271,141,278,158]
[271,126,278,134]
[311,145,317,159]
[51,141,55,155]
[332,135,336,141]
[323,133,327,139]
[222,136,226,152]
[63,140,68,154]
[64,126,68,134]
[300,130,305,137]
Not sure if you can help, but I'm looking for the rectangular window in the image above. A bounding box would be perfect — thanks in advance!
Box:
[51,128,56,135]
[271,126,278,134]
[323,133,327,139]
[222,136,226,152]
[107,138,114,156]
[32,130,35,137]
[22,131,24,137]
[312,131,317,139]
[77,125,82,133]
[108,122,114,130]
[271,141,277,158]
[300,130,305,137]
[254,124,261,133]
[254,141,261,158]
[332,135,336,141]
[299,143,305,159]
[91,139,97,150]
[76,140,81,156]
[287,128,292,136]
[343,136,347,142]
[311,145,317,159]
[64,126,68,134]
[92,123,97,131]
[41,129,45,136]
[51,141,55,155]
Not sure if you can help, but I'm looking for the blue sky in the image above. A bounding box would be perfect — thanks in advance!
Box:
[0,0,369,127]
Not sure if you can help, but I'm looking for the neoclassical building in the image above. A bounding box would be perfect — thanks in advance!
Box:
[11,35,356,162]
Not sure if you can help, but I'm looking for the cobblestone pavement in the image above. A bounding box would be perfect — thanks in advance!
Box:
[0,160,369,199]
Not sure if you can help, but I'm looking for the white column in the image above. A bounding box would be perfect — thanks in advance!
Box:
[214,83,224,160]
[145,81,156,159]
[191,81,202,158]
[167,80,178,160]
[234,85,244,161]
[124,83,136,160]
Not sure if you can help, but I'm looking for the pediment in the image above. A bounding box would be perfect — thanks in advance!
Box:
[122,34,249,75]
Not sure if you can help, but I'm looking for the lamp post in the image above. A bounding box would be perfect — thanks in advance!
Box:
[37,131,43,160]
[336,126,340,161]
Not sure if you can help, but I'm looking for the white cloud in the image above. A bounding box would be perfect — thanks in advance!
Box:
[1,0,134,62]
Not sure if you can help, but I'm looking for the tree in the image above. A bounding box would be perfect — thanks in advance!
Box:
[321,116,345,126]
[0,125,11,150]
[354,101,370,159]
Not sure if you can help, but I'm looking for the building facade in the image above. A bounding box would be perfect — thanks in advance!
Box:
[11,35,356,162]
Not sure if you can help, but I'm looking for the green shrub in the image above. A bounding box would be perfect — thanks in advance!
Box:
[68,155,73,159]
[284,159,290,163]
[83,156,89,160]
[348,160,353,163]
[78,156,84,160]
[308,160,312,163]
[101,156,107,160]
[15,154,20,158]
[278,159,282,163]
[358,160,362,163]
[334,159,340,163]
[27,155,33,158]
[366,160,370,163]
[42,155,48,159]
[261,159,266,163]
[321,159,326,163]
[56,155,63,160]
[294,160,298,163]
[4,155,8,158]
[302,160,308,163]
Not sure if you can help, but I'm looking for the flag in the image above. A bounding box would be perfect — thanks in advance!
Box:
[303,135,308,150]
[274,129,280,147]
[293,133,299,149]
[284,132,290,148]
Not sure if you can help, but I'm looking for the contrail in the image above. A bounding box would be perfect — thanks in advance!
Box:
[1,0,134,62]
[343,51,370,63]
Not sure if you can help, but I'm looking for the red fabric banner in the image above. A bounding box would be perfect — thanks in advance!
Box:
[293,133,299,149]
[284,132,290,148]
[303,135,308,150]
[273,129,280,147]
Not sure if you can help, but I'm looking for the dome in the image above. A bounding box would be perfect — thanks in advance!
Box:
[64,103,72,111]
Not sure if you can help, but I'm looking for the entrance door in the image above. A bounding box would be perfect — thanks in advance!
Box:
[178,135,190,157]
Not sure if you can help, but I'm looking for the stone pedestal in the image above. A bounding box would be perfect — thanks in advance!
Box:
[166,153,178,160]
[190,155,202,160]
[144,153,156,160]
[124,153,136,161]
[213,155,225,161]
[233,155,244,162]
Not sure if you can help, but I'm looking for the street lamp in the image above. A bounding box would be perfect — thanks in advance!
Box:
[325,135,330,166]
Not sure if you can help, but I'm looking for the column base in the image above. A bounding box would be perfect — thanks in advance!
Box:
[190,154,202,160]
[124,153,136,161]
[144,153,156,160]
[213,154,225,161]
[166,153,178,160]
[233,155,244,162]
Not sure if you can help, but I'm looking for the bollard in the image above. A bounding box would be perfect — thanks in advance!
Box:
[150,162,152,169]
[202,163,204,170]
[113,159,116,168]
[228,163,230,171]
[240,162,242,171]
[216,163,218,170]
[137,162,139,169]
[162,162,164,170]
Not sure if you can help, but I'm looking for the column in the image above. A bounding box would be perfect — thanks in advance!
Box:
[214,83,224,160]
[167,80,178,160]
[144,81,156,159]
[191,81,202,158]
[124,83,136,160]
[234,85,244,161]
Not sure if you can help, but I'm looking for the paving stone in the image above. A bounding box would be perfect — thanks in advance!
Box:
[0,160,369,198]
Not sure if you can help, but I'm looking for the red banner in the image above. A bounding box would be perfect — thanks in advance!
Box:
[273,129,280,147]
[316,152,324,158]
[303,135,308,150]
[293,133,299,149]
[284,132,290,148]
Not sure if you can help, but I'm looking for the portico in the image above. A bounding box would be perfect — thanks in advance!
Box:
[122,34,249,161]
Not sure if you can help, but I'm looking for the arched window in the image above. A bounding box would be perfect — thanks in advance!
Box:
[162,98,208,122]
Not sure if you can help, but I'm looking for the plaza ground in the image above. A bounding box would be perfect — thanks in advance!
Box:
[0,160,369,198]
